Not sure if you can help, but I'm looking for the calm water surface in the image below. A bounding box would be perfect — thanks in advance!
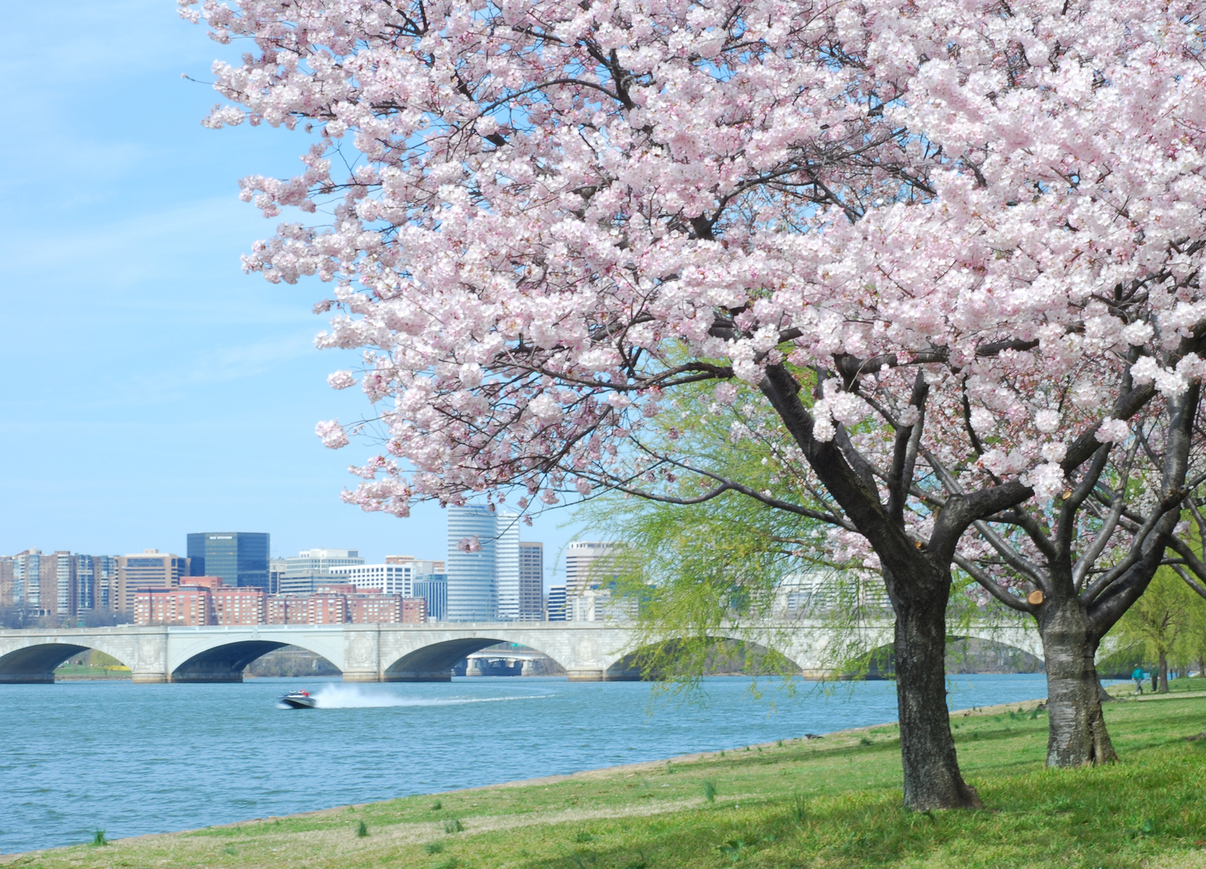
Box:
[0,674,1053,854]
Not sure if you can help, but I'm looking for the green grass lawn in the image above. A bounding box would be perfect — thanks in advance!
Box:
[51,664,130,680]
[7,687,1206,869]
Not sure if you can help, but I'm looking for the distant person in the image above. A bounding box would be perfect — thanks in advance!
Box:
[1152,670,1159,692]
[1132,667,1145,694]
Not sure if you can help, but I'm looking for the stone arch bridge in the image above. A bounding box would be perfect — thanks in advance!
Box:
[0,620,1043,684]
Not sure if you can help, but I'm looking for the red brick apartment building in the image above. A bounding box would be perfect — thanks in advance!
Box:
[137,581,425,627]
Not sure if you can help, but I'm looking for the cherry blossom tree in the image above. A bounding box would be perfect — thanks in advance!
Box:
[186,0,1206,809]
[954,391,1201,765]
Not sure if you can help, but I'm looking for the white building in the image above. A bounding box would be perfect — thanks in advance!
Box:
[447,506,499,621]
[328,563,415,596]
[774,570,890,615]
[386,555,445,574]
[280,548,366,596]
[563,541,635,622]
[565,541,623,593]
[495,513,521,621]
[284,548,364,574]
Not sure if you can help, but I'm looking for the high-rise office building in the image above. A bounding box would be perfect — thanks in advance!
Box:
[546,584,567,621]
[115,550,190,615]
[12,550,42,611]
[92,555,117,612]
[186,532,271,590]
[446,506,499,621]
[0,556,13,607]
[495,513,521,620]
[565,541,623,592]
[564,541,635,622]
[412,576,448,622]
[49,551,76,616]
[518,542,544,621]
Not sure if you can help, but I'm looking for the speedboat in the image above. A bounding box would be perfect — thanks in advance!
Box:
[280,689,317,709]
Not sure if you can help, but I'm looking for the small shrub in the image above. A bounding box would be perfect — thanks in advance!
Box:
[425,842,445,855]
[859,736,873,746]
[791,794,808,825]
[718,839,748,862]
[703,781,717,803]
[222,845,238,855]
[356,820,369,838]
[445,818,464,834]
[574,830,594,843]
[430,800,442,811]
[90,830,108,847]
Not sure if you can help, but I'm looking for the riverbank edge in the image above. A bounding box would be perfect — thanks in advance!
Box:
[7,686,1201,861]
[0,693,1042,860]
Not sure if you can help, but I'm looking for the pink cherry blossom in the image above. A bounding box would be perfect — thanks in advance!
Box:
[189,0,1206,796]
[315,419,349,449]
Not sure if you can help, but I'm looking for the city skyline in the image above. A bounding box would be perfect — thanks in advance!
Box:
[0,1,587,572]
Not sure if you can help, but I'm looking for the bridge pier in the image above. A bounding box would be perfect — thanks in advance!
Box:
[566,669,605,681]
[342,671,383,683]
[131,672,169,684]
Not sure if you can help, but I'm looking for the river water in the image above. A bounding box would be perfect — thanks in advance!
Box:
[0,674,1053,854]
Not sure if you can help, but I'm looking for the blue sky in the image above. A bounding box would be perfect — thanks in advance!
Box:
[0,1,583,580]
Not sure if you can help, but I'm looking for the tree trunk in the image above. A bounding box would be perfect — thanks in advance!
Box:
[1039,600,1117,766]
[892,578,981,810]
[1158,650,1169,693]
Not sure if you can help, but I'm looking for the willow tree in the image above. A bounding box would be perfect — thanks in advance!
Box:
[1112,568,1205,693]
[189,0,1206,809]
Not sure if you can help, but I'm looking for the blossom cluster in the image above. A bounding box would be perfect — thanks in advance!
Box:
[187,0,1206,565]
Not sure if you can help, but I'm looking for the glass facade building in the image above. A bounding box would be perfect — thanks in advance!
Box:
[412,576,448,622]
[518,542,544,621]
[446,506,498,621]
[495,513,521,621]
[187,532,271,590]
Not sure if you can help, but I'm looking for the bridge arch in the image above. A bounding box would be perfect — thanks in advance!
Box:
[173,641,338,683]
[383,636,572,682]
[166,630,348,683]
[602,633,809,681]
[0,640,134,684]
[845,633,1046,679]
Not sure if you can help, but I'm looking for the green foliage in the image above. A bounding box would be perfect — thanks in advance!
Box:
[89,830,107,847]
[429,800,441,811]
[1112,568,1206,688]
[355,820,368,838]
[424,841,444,854]
[702,781,717,802]
[444,818,464,834]
[576,377,901,686]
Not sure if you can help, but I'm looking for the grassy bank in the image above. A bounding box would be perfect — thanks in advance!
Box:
[7,686,1206,869]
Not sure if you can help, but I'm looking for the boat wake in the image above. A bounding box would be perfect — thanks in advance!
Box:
[312,684,553,709]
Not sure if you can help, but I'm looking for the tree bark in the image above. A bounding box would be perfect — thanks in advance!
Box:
[891,573,981,809]
[1158,650,1169,693]
[1038,600,1117,766]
